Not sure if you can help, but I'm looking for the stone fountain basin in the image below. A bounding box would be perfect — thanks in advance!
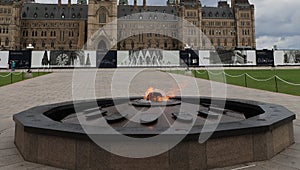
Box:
[13,97,295,170]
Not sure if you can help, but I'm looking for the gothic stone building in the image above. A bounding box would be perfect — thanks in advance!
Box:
[1,0,255,51]
[0,0,22,50]
[87,0,256,51]
[20,0,87,50]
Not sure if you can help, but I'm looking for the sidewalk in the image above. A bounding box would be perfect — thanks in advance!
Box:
[0,69,299,169]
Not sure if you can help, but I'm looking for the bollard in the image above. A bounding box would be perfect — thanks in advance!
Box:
[244,74,248,87]
[275,76,279,92]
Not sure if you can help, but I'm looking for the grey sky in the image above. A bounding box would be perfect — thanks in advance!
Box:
[36,0,300,49]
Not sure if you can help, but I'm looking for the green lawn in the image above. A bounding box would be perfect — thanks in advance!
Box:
[190,69,300,96]
[0,72,51,87]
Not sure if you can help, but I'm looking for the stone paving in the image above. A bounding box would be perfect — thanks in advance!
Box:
[0,69,299,170]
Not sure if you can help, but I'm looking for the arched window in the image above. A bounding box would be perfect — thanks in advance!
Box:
[99,12,106,23]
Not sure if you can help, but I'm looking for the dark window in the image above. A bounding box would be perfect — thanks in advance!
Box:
[5,37,9,46]
[99,12,106,23]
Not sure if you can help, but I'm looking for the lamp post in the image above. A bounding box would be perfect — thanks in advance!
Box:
[26,44,34,72]
[184,44,191,71]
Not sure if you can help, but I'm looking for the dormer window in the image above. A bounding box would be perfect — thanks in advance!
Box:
[77,13,81,18]
[61,13,65,18]
[50,13,54,18]
[34,12,37,18]
[215,12,219,17]
[139,15,143,19]
[22,12,27,18]
[209,12,212,17]
[45,13,49,18]
[72,13,76,18]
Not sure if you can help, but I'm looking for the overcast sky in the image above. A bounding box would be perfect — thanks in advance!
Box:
[36,0,299,50]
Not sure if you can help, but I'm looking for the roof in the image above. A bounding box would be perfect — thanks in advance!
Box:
[202,7,234,19]
[21,3,88,20]
[118,5,178,21]
[0,0,14,5]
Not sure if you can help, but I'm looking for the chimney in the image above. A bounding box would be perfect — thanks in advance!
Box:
[231,0,236,7]
[134,0,137,10]
[143,0,146,10]
[58,0,61,7]
[68,0,71,7]
[218,1,229,8]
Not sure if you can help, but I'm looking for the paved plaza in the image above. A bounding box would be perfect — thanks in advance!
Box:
[0,69,299,170]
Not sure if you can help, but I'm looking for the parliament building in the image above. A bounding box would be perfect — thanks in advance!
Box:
[0,0,255,51]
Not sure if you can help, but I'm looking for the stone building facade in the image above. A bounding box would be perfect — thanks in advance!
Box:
[0,0,22,50]
[88,0,255,51]
[0,0,255,51]
[20,0,87,50]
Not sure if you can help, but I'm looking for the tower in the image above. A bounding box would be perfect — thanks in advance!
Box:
[179,0,202,49]
[232,0,256,48]
[87,0,118,50]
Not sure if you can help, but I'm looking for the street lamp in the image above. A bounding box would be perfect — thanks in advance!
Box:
[184,44,191,71]
[26,44,34,72]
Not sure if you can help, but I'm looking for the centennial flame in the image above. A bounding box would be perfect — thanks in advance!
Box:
[144,87,178,102]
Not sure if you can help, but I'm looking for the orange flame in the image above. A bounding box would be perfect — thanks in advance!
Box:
[144,86,181,102]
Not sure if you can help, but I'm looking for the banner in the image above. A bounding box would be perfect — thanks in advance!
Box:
[180,50,199,67]
[199,50,256,66]
[97,50,117,68]
[274,50,300,66]
[84,51,97,67]
[256,50,274,66]
[0,51,9,68]
[9,50,31,69]
[31,51,50,68]
[117,50,179,67]
[50,50,85,67]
